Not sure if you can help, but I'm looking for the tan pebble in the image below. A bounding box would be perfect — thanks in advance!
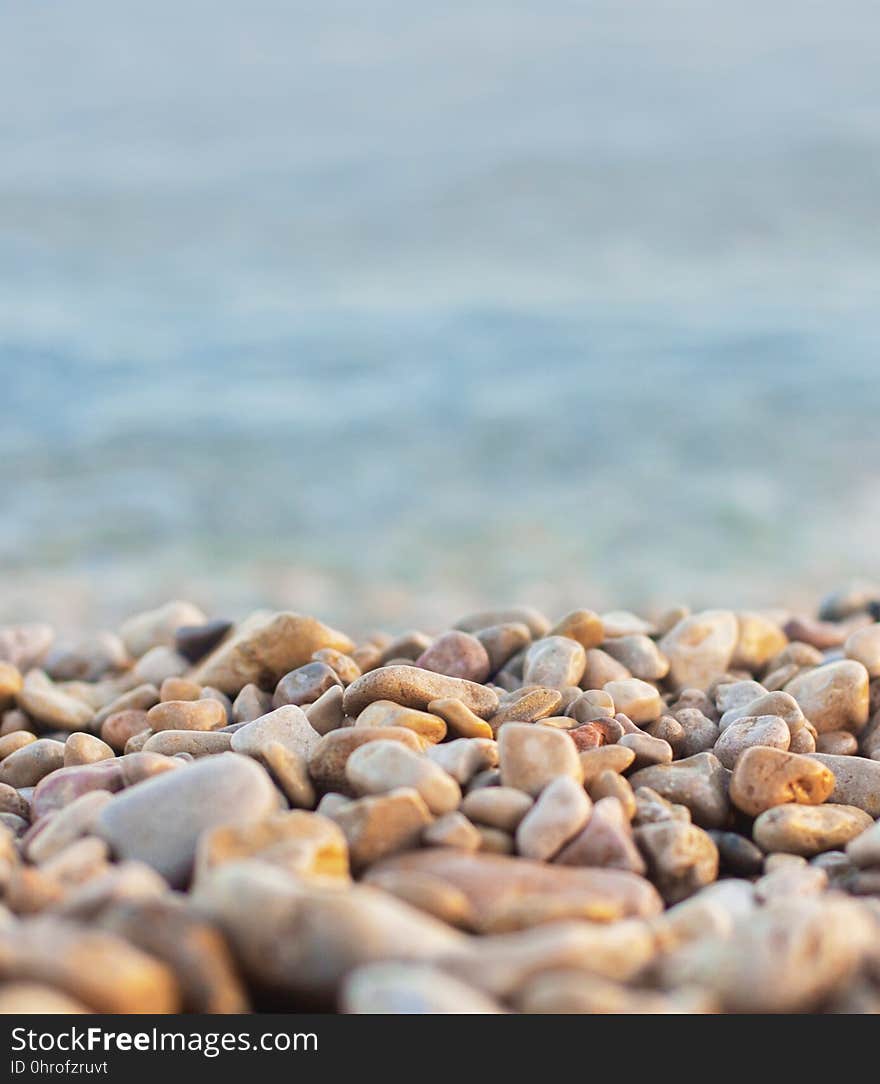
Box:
[556,795,645,874]
[416,631,491,684]
[846,820,880,868]
[428,698,493,739]
[120,600,206,658]
[0,731,36,760]
[784,660,870,733]
[308,727,423,795]
[456,607,549,639]
[260,741,316,809]
[331,787,433,871]
[603,678,662,723]
[346,740,461,815]
[602,635,669,681]
[304,684,346,735]
[351,642,383,673]
[63,733,115,767]
[633,786,691,826]
[142,730,233,757]
[466,768,501,791]
[93,684,159,728]
[232,683,273,724]
[1,709,30,736]
[659,610,739,691]
[588,770,636,820]
[476,825,514,854]
[815,729,858,755]
[0,662,23,708]
[715,679,767,713]
[581,648,631,688]
[579,744,635,784]
[123,729,153,754]
[25,791,115,863]
[643,715,685,751]
[0,739,65,788]
[354,700,446,743]
[192,611,354,696]
[273,661,342,709]
[729,747,835,817]
[195,810,348,882]
[550,609,604,650]
[523,636,586,690]
[719,690,804,734]
[378,631,433,664]
[783,616,849,650]
[489,688,562,729]
[788,727,816,753]
[634,819,718,903]
[754,863,828,903]
[844,624,880,678]
[17,670,94,731]
[423,811,482,851]
[461,786,533,831]
[516,971,706,1014]
[628,753,730,828]
[0,982,89,1013]
[474,623,532,674]
[230,704,321,761]
[159,677,202,702]
[132,646,188,686]
[806,753,880,817]
[498,722,583,797]
[344,664,498,721]
[311,647,361,686]
[0,781,29,819]
[713,713,791,769]
[566,688,615,722]
[515,775,591,861]
[752,803,873,856]
[619,731,673,770]
[731,612,788,671]
[147,698,226,733]
[426,738,498,785]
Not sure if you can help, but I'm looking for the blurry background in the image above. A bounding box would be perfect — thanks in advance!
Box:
[1,0,879,635]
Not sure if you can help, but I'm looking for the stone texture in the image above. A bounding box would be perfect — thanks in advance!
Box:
[147,698,227,732]
[635,820,719,903]
[0,739,65,788]
[515,776,592,861]
[17,671,94,731]
[603,678,663,723]
[729,747,835,816]
[461,786,534,832]
[628,753,730,828]
[273,662,342,709]
[713,713,791,769]
[308,727,423,795]
[523,636,586,689]
[346,740,461,814]
[343,664,498,720]
[353,700,447,743]
[557,795,645,874]
[807,752,880,817]
[342,962,504,1014]
[784,660,870,733]
[752,803,873,856]
[230,704,321,761]
[498,723,583,797]
[329,788,433,871]
[415,631,491,683]
[659,610,739,691]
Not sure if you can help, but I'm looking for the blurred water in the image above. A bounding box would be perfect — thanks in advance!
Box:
[1,1,879,633]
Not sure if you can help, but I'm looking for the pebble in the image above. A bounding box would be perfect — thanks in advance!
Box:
[415,631,491,683]
[549,609,605,649]
[63,732,115,767]
[557,795,645,874]
[489,688,562,728]
[426,737,498,784]
[752,803,873,856]
[0,916,180,1012]
[194,860,463,1002]
[96,752,280,886]
[515,971,705,1015]
[0,662,23,708]
[0,730,36,759]
[602,678,662,723]
[354,700,447,743]
[230,704,321,761]
[461,786,534,831]
[474,623,532,674]
[619,731,673,770]
[192,611,354,695]
[132,645,189,686]
[174,618,233,664]
[304,684,346,735]
[579,744,635,783]
[232,683,273,724]
[343,665,498,720]
[0,622,54,671]
[120,600,206,658]
[588,769,636,819]
[846,820,880,867]
[815,730,859,755]
[844,623,880,678]
[260,741,316,808]
[709,830,765,876]
[601,610,655,638]
[634,820,719,903]
[0,781,30,819]
[806,752,880,816]
[346,740,461,815]
[308,727,423,794]
[420,811,480,851]
[0,739,65,788]
[331,788,433,870]
[368,849,662,931]
[784,660,870,733]
[24,790,115,863]
[17,670,94,731]
[147,698,227,732]
[428,697,493,739]
[476,825,514,853]
[498,722,583,797]
[581,647,631,688]
[94,683,159,728]
[0,983,89,1013]
[729,746,835,816]
[602,635,669,681]
[142,730,233,758]
[712,713,791,769]
[659,610,739,690]
[273,661,342,709]
[628,753,730,828]
[731,612,788,670]
[515,776,592,860]
[523,636,586,688]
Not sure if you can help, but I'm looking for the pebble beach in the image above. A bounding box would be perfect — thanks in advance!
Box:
[1,591,880,1013]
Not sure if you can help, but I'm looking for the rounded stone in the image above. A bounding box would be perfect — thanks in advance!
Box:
[474,623,532,675]
[579,745,636,784]
[461,786,534,832]
[0,739,65,788]
[95,752,280,886]
[354,700,447,743]
[619,731,673,770]
[753,803,873,856]
[729,747,836,817]
[602,636,669,681]
[806,753,880,817]
[844,624,880,678]
[603,679,662,724]
[272,661,342,709]
[557,795,645,874]
[147,698,227,733]
[550,610,605,650]
[628,753,730,829]
[415,631,491,684]
[784,660,870,734]
[515,775,592,861]
[343,665,498,720]
[308,727,423,795]
[498,723,583,797]
[713,714,791,769]
[523,636,587,689]
[63,733,115,767]
[659,610,739,691]
[346,740,461,815]
[634,820,719,903]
